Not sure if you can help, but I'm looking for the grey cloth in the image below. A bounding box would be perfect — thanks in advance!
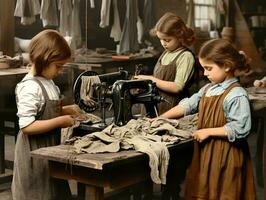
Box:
[119,0,140,53]
[99,0,111,28]
[66,114,198,184]
[71,0,82,49]
[58,0,72,36]
[14,0,41,25]
[110,0,122,42]
[40,0,58,27]
[80,75,101,107]
[61,113,101,144]
[12,77,71,200]
[142,0,155,43]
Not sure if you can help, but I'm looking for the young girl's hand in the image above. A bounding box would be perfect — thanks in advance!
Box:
[58,115,76,128]
[62,104,83,115]
[192,129,210,143]
[254,80,265,88]
[134,75,155,82]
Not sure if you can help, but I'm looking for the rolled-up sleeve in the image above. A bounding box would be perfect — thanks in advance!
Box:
[179,84,208,115]
[224,87,251,142]
[16,81,44,129]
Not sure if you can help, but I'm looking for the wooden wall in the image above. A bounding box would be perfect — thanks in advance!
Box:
[0,0,15,56]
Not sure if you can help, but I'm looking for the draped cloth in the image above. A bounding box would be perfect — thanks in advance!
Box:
[119,0,139,53]
[40,0,58,27]
[14,0,41,25]
[66,115,198,185]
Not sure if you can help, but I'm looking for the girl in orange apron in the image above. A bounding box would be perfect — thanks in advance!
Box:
[161,38,256,199]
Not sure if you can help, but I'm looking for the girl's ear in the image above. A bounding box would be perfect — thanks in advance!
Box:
[225,67,230,72]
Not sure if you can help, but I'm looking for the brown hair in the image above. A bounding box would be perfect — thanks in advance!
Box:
[28,29,72,76]
[199,39,250,72]
[150,12,195,47]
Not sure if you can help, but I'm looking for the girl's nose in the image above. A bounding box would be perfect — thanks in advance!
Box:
[161,41,166,46]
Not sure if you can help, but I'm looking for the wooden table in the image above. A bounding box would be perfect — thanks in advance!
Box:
[69,52,159,75]
[31,140,192,200]
[247,87,266,194]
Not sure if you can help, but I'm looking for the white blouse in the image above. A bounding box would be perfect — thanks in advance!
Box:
[15,73,60,129]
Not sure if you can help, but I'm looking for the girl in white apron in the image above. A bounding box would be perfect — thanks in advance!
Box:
[12,29,77,200]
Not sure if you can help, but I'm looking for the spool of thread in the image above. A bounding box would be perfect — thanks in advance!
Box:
[250,16,260,27]
[0,58,9,69]
[209,30,219,39]
[221,27,234,42]
[259,16,266,27]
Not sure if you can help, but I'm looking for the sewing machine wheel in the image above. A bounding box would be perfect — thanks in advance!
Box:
[73,70,99,113]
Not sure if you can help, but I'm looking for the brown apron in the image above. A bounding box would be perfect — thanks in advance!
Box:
[12,77,72,200]
[153,49,193,114]
[184,82,256,200]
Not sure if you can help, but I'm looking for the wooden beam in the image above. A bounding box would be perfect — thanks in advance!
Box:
[0,0,15,56]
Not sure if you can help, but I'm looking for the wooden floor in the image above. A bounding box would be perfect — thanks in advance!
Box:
[0,132,264,200]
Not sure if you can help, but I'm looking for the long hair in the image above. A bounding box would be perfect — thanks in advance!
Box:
[150,12,195,47]
[28,29,72,76]
[199,39,250,72]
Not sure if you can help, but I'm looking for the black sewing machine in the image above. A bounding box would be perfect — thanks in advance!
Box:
[73,70,162,132]
[112,79,162,126]
[73,70,129,113]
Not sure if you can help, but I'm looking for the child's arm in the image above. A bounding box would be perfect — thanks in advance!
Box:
[195,87,251,143]
[134,75,181,93]
[192,127,227,142]
[161,84,207,119]
[62,104,83,115]
[253,76,266,88]
[160,104,185,119]
[22,115,75,135]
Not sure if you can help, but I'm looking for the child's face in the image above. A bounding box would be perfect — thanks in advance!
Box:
[199,58,232,84]
[42,60,67,79]
[156,31,179,52]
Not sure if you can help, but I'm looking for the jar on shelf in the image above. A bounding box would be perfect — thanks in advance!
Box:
[221,27,234,42]
[250,16,260,27]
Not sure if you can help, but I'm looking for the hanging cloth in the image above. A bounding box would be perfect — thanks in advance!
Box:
[186,0,195,29]
[142,0,155,43]
[216,0,226,29]
[119,0,139,53]
[58,0,72,36]
[40,0,59,27]
[90,0,95,8]
[71,0,82,49]
[14,0,41,25]
[110,0,122,42]
[99,0,111,28]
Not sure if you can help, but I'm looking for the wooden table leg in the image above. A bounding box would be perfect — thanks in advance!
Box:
[142,180,153,200]
[0,131,5,174]
[263,116,266,197]
[255,117,264,187]
[85,185,104,200]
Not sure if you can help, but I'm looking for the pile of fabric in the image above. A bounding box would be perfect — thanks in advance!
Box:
[66,114,198,184]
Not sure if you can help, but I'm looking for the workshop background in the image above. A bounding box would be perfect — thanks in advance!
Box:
[0,0,266,199]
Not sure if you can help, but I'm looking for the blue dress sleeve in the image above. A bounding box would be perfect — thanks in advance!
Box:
[223,87,251,142]
[179,84,210,115]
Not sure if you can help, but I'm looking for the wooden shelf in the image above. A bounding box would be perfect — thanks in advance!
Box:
[249,27,266,30]
[243,12,266,16]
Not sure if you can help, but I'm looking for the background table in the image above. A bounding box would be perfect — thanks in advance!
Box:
[247,87,266,195]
